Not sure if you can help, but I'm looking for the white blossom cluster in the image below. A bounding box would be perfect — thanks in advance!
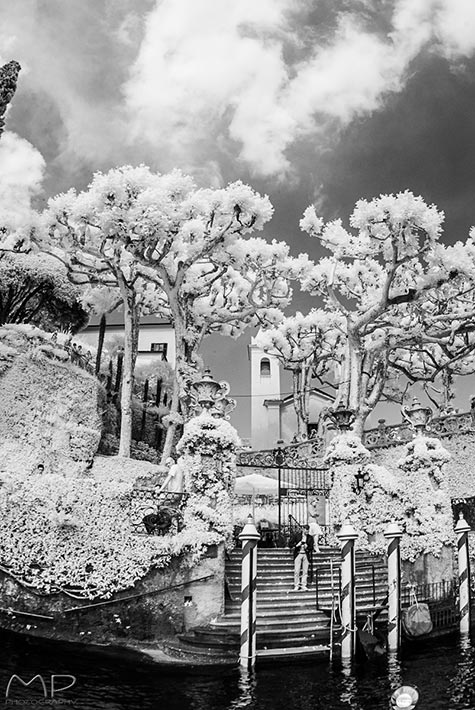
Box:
[327,433,455,560]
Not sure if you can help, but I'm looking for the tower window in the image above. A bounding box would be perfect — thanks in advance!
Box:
[260,357,271,377]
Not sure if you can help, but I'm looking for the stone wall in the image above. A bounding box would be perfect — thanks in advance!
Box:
[372,432,475,499]
[0,544,225,649]
[0,351,102,477]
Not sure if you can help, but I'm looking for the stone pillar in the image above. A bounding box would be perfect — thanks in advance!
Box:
[337,522,358,660]
[455,512,471,635]
[384,521,402,653]
[239,515,260,668]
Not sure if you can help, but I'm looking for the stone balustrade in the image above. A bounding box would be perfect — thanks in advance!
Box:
[237,408,475,463]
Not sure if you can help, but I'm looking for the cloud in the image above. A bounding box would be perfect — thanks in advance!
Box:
[4,0,475,189]
[0,131,45,229]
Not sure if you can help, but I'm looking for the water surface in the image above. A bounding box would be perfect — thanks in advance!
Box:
[0,632,473,709]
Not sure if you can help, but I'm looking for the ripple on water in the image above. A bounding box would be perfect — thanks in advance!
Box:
[0,633,474,710]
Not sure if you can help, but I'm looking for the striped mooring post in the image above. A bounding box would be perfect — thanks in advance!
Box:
[384,521,403,653]
[238,515,260,668]
[455,512,471,635]
[337,522,358,660]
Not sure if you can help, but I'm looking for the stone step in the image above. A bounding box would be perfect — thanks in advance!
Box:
[186,624,332,650]
[162,638,238,663]
[211,617,329,632]
[257,644,330,659]
[227,568,384,579]
[227,581,386,595]
[220,608,329,622]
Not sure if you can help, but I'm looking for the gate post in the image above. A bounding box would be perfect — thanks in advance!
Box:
[239,515,260,668]
[337,522,358,660]
[384,521,402,653]
[455,512,471,635]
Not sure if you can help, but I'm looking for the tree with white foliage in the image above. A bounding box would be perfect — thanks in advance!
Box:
[299,191,475,437]
[0,251,88,332]
[256,309,345,437]
[36,166,167,457]
[117,169,308,460]
[36,166,306,462]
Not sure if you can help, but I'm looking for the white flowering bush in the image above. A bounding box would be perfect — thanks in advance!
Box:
[329,462,401,553]
[177,412,241,455]
[177,412,239,547]
[324,433,372,468]
[0,473,221,599]
[327,433,455,559]
[396,436,455,560]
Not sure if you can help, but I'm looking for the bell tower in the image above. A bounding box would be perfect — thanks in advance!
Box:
[249,337,281,450]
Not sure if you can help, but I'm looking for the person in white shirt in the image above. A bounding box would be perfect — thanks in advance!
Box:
[158,457,185,495]
[308,517,322,553]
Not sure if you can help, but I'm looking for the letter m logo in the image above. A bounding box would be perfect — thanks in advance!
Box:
[5,674,47,698]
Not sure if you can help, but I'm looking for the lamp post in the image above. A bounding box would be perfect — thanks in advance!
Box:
[354,468,369,493]
[401,397,432,434]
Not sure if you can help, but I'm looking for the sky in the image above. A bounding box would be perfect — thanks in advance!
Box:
[3,0,475,438]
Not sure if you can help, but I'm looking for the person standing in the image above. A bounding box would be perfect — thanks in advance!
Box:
[292,525,314,591]
[157,457,185,495]
[308,516,322,552]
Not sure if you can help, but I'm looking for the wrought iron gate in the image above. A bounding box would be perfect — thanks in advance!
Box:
[236,438,330,543]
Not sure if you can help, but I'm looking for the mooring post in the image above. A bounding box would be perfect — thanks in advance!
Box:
[239,515,260,668]
[337,522,358,660]
[384,521,403,653]
[455,512,471,635]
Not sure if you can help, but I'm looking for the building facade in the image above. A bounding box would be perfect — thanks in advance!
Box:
[249,337,333,450]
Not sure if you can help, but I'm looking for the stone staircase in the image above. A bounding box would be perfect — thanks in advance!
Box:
[165,546,388,663]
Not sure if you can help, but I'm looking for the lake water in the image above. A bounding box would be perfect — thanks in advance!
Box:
[0,631,474,709]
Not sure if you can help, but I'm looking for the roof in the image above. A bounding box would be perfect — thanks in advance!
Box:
[85,311,172,328]
[264,388,334,408]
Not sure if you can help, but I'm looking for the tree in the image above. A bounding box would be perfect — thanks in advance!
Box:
[0,60,21,140]
[80,286,121,375]
[37,166,166,457]
[256,309,345,437]
[0,251,88,332]
[118,170,308,460]
[298,191,475,437]
[37,166,306,460]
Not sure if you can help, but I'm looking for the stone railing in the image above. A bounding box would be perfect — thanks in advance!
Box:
[238,409,475,463]
[363,410,475,449]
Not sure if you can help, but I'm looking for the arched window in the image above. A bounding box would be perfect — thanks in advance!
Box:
[260,357,271,377]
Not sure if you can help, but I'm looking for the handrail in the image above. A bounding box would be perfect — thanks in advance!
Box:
[63,574,215,614]
[288,513,303,529]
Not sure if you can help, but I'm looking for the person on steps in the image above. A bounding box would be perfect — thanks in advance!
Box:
[292,525,314,591]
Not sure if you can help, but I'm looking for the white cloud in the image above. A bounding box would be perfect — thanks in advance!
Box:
[0,131,45,229]
[4,0,475,187]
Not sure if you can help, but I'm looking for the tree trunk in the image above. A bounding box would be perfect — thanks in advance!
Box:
[292,369,304,437]
[160,381,181,463]
[118,289,139,457]
[95,313,107,375]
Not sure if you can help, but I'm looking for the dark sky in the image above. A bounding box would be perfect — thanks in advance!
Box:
[3,0,475,437]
